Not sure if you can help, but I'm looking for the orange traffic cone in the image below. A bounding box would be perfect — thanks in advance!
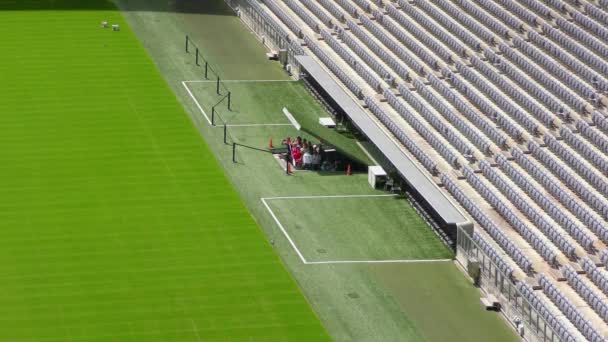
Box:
[346,164,352,176]
[269,137,274,148]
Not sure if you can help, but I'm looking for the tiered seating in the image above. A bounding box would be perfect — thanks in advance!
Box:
[495,154,596,250]
[261,0,303,38]
[582,258,608,296]
[427,73,508,148]
[539,274,605,341]
[528,140,608,221]
[345,20,409,81]
[385,90,460,167]
[359,15,426,75]
[462,166,559,265]
[528,30,608,93]
[317,0,345,23]
[543,134,608,197]
[284,0,321,33]
[396,2,468,57]
[512,148,608,241]
[335,0,359,18]
[339,29,393,84]
[472,233,515,277]
[412,79,492,154]
[577,120,608,155]
[373,10,441,70]
[517,282,578,342]
[571,8,608,40]
[451,0,511,38]
[398,83,476,158]
[585,3,608,25]
[555,17,608,59]
[560,127,608,174]
[562,265,608,322]
[299,0,334,28]
[364,96,438,174]
[441,174,533,273]
[476,0,526,32]
[478,160,577,258]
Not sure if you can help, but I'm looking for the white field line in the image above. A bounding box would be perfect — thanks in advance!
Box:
[182,81,213,125]
[356,141,379,165]
[261,194,452,265]
[262,194,398,200]
[190,319,201,342]
[261,198,308,264]
[183,79,298,83]
[182,80,293,127]
[306,259,452,265]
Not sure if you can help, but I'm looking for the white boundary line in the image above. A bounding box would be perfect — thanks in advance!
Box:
[182,80,294,128]
[183,79,298,83]
[261,194,452,265]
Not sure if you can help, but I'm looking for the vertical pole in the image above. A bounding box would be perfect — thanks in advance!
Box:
[204,62,208,79]
[232,143,237,163]
[216,76,221,95]
[195,48,199,66]
[185,35,189,52]
[212,107,215,126]
[227,92,232,111]
[224,124,227,144]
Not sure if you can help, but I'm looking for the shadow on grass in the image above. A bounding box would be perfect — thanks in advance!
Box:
[1,0,235,15]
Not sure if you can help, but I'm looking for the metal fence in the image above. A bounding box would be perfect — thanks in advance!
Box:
[457,227,561,342]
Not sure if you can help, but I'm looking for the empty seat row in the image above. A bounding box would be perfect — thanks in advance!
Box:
[582,258,608,296]
[284,0,321,33]
[576,120,608,155]
[517,282,577,342]
[512,147,608,239]
[479,160,577,257]
[475,0,526,32]
[398,83,476,157]
[571,8,608,41]
[593,112,608,133]
[495,154,597,249]
[304,35,364,99]
[317,0,346,23]
[339,29,393,83]
[539,274,605,342]
[527,141,608,221]
[498,42,589,114]
[528,30,608,93]
[251,1,298,46]
[394,2,467,57]
[385,90,460,167]
[414,0,488,49]
[560,127,608,175]
[345,20,409,81]
[261,0,303,38]
[556,17,608,61]
[455,62,541,136]
[320,29,384,93]
[472,232,515,277]
[452,0,511,38]
[351,0,374,13]
[428,73,508,148]
[385,5,453,62]
[512,36,598,102]
[519,0,554,19]
[441,174,533,273]
[413,78,493,153]
[470,56,557,129]
[602,250,608,266]
[542,23,608,77]
[585,3,608,25]
[299,0,334,29]
[374,11,440,70]
[462,166,559,265]
[543,134,608,197]
[359,15,426,75]
[487,47,573,118]
[335,0,359,18]
[562,265,608,322]
[444,68,527,141]
[364,96,438,173]
[493,0,539,26]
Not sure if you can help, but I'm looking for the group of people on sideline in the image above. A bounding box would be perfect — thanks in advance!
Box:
[282,136,323,170]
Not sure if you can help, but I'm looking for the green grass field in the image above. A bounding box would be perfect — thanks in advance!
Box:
[0,1,328,340]
[265,195,451,262]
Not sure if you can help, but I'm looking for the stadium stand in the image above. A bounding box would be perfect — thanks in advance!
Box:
[239,0,608,339]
